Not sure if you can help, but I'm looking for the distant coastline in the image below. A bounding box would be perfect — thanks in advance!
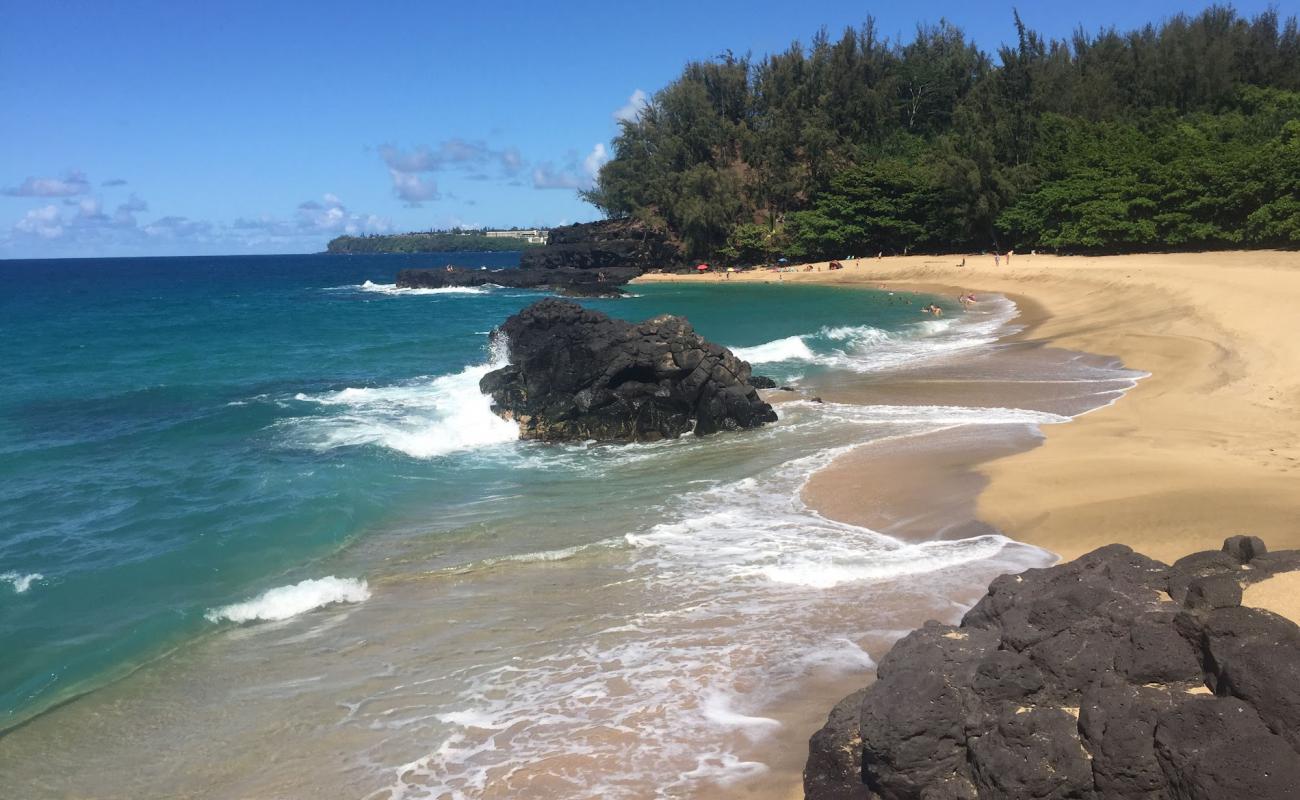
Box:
[326,230,546,255]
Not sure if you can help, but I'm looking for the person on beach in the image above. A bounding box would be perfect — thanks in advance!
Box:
[958,257,966,267]
[994,253,1001,267]
[1007,250,1014,264]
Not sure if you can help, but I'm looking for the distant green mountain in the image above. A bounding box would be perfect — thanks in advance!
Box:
[327,232,545,254]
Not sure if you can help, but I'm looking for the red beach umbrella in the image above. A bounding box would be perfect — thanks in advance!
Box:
[696,263,710,271]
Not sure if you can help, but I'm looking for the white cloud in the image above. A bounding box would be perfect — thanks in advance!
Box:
[15,205,65,238]
[235,194,391,238]
[4,170,91,197]
[6,186,392,256]
[533,143,609,191]
[583,143,610,180]
[613,89,649,123]
[389,170,440,203]
[114,195,148,226]
[532,164,582,190]
[144,216,212,240]
[378,140,531,203]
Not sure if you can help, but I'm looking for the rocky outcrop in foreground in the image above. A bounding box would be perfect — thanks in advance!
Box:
[479,299,777,441]
[806,536,1300,800]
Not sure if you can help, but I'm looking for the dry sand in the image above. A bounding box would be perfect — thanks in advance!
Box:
[1242,571,1300,625]
[636,251,1300,565]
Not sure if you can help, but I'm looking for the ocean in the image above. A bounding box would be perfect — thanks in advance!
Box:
[0,253,1141,798]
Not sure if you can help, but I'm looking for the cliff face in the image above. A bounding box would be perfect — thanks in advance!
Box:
[518,219,680,273]
[804,536,1300,800]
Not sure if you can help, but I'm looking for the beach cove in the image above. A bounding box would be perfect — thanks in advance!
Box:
[639,250,1300,569]
[0,251,1296,798]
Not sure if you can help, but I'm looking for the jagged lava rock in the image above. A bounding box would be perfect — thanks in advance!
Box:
[479,299,777,442]
[518,219,680,272]
[805,537,1300,800]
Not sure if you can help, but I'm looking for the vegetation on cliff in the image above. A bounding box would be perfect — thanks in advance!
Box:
[582,7,1300,260]
[326,230,544,254]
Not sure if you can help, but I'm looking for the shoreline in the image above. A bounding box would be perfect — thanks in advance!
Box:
[635,250,1300,563]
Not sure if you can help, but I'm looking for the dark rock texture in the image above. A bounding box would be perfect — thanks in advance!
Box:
[395,266,639,297]
[805,538,1300,800]
[479,299,777,442]
[397,220,679,295]
[518,219,680,272]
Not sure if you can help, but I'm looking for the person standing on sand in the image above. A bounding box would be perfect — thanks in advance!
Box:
[994,253,1001,267]
[1007,250,1014,265]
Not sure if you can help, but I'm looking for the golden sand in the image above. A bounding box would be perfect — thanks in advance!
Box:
[636,251,1300,565]
[1241,571,1300,625]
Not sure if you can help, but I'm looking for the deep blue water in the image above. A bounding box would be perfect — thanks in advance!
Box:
[0,252,937,728]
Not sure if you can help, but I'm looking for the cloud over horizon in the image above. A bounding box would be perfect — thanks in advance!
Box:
[6,187,389,257]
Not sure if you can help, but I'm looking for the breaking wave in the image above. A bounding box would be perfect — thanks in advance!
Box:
[356,280,490,296]
[1,572,43,594]
[730,297,1016,373]
[205,577,371,623]
[289,337,519,458]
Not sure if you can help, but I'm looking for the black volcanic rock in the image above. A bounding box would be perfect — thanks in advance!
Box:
[478,299,777,442]
[395,266,639,296]
[519,219,679,273]
[805,538,1300,800]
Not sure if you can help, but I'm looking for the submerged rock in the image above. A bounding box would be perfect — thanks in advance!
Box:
[805,537,1300,800]
[479,299,777,442]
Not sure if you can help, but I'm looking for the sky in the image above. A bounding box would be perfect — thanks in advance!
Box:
[0,0,1284,259]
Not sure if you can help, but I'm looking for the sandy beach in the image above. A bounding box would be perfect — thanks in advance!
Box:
[637,251,1300,567]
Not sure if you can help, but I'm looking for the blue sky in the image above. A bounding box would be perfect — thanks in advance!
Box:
[0,0,1282,258]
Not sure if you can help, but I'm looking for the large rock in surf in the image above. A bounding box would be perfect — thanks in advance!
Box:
[479,298,777,442]
[804,537,1300,800]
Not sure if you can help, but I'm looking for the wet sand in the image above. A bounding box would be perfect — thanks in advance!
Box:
[638,251,1300,563]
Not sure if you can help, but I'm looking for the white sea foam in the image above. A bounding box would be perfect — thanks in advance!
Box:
[357,280,489,296]
[730,335,816,363]
[205,576,370,623]
[368,440,1055,799]
[730,296,1019,374]
[1,571,43,593]
[290,338,519,458]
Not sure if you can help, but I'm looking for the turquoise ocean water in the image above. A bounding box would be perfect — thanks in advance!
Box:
[0,253,949,729]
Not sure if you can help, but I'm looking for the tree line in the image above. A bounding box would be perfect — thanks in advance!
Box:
[582,7,1300,261]
[326,230,544,254]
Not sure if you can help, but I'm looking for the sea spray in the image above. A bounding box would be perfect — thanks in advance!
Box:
[1,572,43,593]
[289,340,518,458]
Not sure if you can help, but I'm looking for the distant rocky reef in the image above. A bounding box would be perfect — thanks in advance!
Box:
[479,299,776,442]
[805,536,1300,800]
[395,219,680,296]
[395,265,639,297]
